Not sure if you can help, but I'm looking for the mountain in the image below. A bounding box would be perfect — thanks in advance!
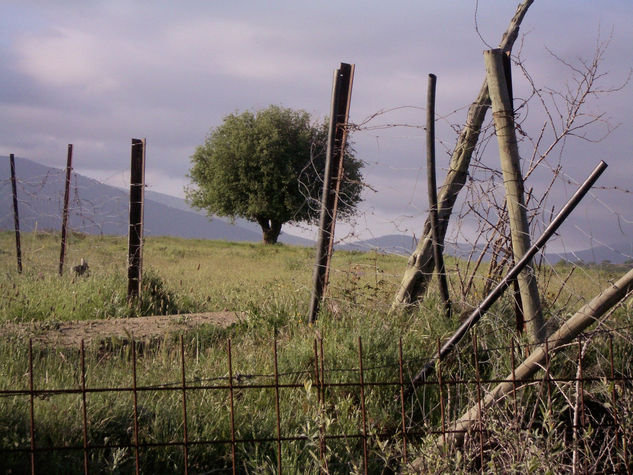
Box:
[553,242,633,265]
[338,234,486,260]
[338,233,633,265]
[338,234,418,256]
[0,156,313,245]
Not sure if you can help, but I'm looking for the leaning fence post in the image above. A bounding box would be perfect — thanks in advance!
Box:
[308,63,354,323]
[127,138,146,302]
[403,161,607,397]
[484,49,544,343]
[9,154,22,273]
[59,144,73,276]
[435,264,633,451]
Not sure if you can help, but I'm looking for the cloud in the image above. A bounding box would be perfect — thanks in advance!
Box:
[164,19,322,81]
[14,28,120,92]
[1,0,632,250]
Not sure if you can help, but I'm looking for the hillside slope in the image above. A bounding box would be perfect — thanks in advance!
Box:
[1,156,312,245]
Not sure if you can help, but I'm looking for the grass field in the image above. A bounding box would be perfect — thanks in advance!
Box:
[0,231,631,473]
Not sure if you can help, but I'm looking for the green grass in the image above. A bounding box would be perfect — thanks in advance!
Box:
[0,231,631,473]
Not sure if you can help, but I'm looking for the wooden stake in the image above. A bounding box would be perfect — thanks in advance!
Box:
[127,138,146,302]
[426,73,451,318]
[9,154,22,273]
[309,63,354,323]
[59,144,73,276]
[484,48,544,343]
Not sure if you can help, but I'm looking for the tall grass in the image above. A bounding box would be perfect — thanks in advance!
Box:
[0,231,631,472]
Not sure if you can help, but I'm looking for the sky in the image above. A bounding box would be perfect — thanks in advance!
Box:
[1,1,632,255]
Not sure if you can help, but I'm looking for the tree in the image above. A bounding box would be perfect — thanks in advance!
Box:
[186,105,364,244]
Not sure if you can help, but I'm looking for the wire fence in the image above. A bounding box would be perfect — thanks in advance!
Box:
[1,323,632,473]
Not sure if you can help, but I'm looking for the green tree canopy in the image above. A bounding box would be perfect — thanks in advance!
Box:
[186,105,364,244]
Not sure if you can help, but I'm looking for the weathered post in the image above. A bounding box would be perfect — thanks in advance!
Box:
[391,0,534,310]
[127,138,146,302]
[434,264,633,451]
[426,74,451,318]
[323,64,355,289]
[308,63,354,323]
[402,161,607,398]
[59,144,73,276]
[484,48,544,343]
[9,154,22,273]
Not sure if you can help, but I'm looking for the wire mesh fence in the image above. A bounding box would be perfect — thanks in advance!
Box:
[1,324,632,473]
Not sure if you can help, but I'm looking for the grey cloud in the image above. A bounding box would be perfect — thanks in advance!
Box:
[1,1,631,250]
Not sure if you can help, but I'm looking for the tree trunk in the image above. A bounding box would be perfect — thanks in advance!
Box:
[256,216,282,244]
[391,0,534,311]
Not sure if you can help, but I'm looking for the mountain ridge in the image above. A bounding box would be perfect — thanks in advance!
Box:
[0,156,312,245]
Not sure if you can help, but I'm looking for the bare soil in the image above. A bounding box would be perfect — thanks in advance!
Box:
[0,312,243,347]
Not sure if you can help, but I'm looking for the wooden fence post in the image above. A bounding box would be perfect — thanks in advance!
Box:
[434,265,633,452]
[59,144,73,276]
[426,73,451,318]
[308,63,355,323]
[391,0,534,310]
[127,138,146,302]
[9,154,22,273]
[484,48,544,343]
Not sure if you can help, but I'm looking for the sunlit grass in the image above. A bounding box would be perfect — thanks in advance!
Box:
[0,231,631,472]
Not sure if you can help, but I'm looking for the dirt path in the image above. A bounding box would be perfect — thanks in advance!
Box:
[1,312,243,347]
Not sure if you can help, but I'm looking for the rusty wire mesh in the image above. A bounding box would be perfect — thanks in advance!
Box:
[1,325,632,474]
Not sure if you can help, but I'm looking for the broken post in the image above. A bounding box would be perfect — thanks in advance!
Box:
[59,144,73,276]
[484,48,544,343]
[127,138,146,302]
[434,265,633,451]
[308,63,355,323]
[402,161,607,398]
[391,0,535,310]
[9,154,22,273]
[426,73,451,318]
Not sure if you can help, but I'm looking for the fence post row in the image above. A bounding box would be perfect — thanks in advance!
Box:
[127,138,146,302]
[308,62,355,324]
[9,154,22,273]
[59,144,73,276]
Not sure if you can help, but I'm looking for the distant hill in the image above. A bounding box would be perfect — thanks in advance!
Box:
[553,242,633,265]
[338,234,486,260]
[3,157,630,262]
[338,233,633,265]
[0,156,313,246]
[338,234,418,256]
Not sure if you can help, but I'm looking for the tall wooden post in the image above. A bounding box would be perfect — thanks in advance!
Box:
[323,64,355,288]
[426,74,451,318]
[484,49,544,343]
[308,63,355,323]
[9,154,22,273]
[402,161,606,397]
[127,138,146,302]
[391,0,534,311]
[59,144,73,276]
